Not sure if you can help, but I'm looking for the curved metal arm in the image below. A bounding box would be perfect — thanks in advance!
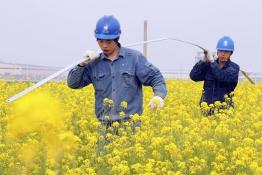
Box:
[167,37,255,84]
[168,37,208,52]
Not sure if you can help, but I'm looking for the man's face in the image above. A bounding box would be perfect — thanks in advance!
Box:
[217,50,232,63]
[97,39,118,56]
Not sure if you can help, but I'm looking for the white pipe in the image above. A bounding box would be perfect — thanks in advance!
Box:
[5,58,87,103]
[5,38,169,103]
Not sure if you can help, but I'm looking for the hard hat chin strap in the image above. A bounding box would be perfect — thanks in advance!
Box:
[114,37,120,47]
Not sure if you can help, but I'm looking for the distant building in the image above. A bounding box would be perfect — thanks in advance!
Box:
[0,61,261,83]
[0,61,65,81]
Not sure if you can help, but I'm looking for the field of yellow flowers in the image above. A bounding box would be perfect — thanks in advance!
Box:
[0,79,261,175]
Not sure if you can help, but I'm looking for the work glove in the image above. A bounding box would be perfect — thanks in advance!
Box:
[79,50,99,67]
[203,50,215,63]
[148,96,164,109]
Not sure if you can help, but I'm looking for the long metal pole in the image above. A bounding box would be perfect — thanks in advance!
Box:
[5,36,255,103]
[5,37,169,103]
[240,70,255,84]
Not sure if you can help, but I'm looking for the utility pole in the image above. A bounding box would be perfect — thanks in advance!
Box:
[143,20,148,58]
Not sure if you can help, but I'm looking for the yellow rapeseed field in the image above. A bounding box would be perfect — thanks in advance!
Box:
[0,79,261,175]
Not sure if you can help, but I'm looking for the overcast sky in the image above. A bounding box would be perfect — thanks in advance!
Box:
[0,0,261,72]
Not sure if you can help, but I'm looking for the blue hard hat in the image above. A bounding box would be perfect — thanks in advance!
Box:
[94,15,121,40]
[216,36,234,52]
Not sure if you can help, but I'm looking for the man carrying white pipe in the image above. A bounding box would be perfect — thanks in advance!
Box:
[190,36,240,111]
[67,15,167,126]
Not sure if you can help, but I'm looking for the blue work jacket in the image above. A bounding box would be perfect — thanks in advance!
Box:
[190,59,239,104]
[67,47,167,121]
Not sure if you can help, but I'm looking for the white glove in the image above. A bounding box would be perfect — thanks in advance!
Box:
[79,50,99,66]
[148,96,164,109]
[204,50,214,63]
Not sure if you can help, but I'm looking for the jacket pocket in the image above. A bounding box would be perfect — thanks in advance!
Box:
[121,70,137,88]
[93,73,106,91]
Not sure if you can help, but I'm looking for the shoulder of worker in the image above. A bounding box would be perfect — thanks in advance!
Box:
[228,59,240,69]
[121,47,144,58]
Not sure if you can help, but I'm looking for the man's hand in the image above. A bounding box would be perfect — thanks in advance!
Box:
[79,50,99,66]
[148,96,164,109]
[204,50,214,63]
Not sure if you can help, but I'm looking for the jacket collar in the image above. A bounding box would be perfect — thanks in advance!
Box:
[215,58,231,68]
[100,44,125,60]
